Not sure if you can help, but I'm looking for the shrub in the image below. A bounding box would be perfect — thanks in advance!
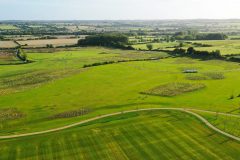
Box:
[141,82,206,97]
[146,44,153,51]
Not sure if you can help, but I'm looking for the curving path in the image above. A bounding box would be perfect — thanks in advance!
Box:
[1,108,240,142]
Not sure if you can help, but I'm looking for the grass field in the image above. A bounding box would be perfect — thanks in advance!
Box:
[132,40,240,55]
[1,47,240,159]
[133,42,178,50]
[1,110,240,159]
[188,40,240,55]
[1,48,240,135]
[17,38,80,48]
[196,111,240,137]
[0,25,19,30]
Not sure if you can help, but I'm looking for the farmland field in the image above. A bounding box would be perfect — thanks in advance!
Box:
[0,24,19,30]
[2,2,240,159]
[133,40,240,55]
[17,38,80,48]
[1,110,240,159]
[0,41,18,48]
[188,40,240,55]
[0,54,23,65]
[133,42,178,50]
[1,47,240,159]
[1,47,240,135]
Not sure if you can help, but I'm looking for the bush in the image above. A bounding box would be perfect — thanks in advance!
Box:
[173,48,186,55]
[146,44,153,50]
[141,82,206,97]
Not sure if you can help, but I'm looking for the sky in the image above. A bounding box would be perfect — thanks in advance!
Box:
[1,0,240,20]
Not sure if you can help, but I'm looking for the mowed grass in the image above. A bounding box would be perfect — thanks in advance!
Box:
[196,111,240,138]
[0,110,240,160]
[1,51,240,134]
[0,48,168,95]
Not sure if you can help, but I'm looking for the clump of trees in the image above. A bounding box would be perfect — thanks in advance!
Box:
[78,33,134,50]
[173,47,221,58]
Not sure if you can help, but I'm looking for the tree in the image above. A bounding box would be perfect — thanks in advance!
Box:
[212,50,221,57]
[187,47,195,54]
[46,44,53,48]
[146,44,153,51]
[179,42,184,48]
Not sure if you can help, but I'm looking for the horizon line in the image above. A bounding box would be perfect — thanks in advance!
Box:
[1,18,240,22]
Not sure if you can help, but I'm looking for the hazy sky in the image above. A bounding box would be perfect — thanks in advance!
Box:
[1,0,240,20]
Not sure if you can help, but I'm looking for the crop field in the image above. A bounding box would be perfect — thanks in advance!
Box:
[0,41,18,48]
[0,24,19,30]
[17,38,80,48]
[1,47,240,159]
[1,110,240,159]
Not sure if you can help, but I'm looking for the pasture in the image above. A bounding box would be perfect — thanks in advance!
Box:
[132,40,240,55]
[188,40,240,55]
[0,48,240,135]
[133,42,178,50]
[1,47,240,159]
[0,25,19,30]
[0,110,240,159]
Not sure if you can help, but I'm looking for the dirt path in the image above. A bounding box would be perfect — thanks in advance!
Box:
[1,108,240,141]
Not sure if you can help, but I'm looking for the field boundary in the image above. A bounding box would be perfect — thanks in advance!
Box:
[1,108,240,141]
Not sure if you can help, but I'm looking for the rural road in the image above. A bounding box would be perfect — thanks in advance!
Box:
[1,108,240,142]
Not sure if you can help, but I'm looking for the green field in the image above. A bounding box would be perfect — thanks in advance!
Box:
[1,110,240,159]
[133,42,178,50]
[1,48,240,135]
[188,40,240,55]
[133,40,240,55]
[0,25,19,30]
[1,47,240,159]
[197,111,240,137]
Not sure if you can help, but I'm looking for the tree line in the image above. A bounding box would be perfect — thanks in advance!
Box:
[173,47,221,58]
[174,31,227,40]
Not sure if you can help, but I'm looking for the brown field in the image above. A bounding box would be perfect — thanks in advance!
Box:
[17,38,80,47]
[0,41,18,48]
